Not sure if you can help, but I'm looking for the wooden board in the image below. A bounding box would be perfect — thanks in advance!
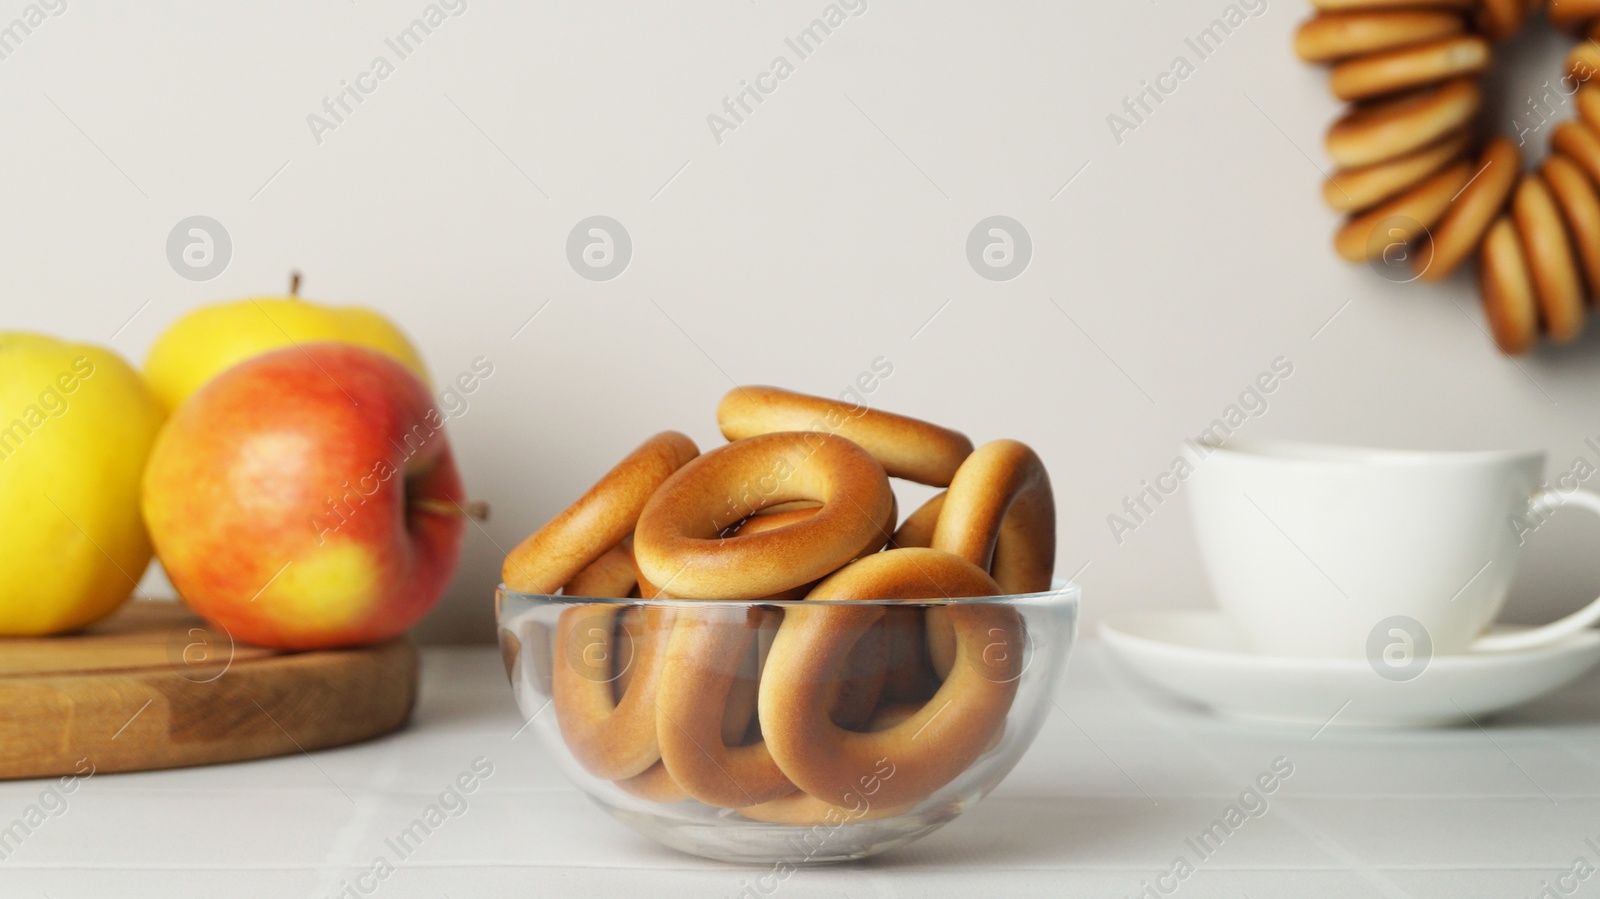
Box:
[0,600,417,779]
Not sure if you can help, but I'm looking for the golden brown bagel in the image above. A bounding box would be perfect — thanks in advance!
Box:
[1476,0,1529,41]
[1553,120,1600,188]
[551,603,674,780]
[1543,154,1600,297]
[720,610,766,745]
[736,704,922,825]
[655,606,800,807]
[565,539,638,598]
[502,432,698,594]
[870,487,951,700]
[1514,173,1587,341]
[1312,0,1472,9]
[927,607,958,680]
[881,607,940,702]
[1577,85,1600,132]
[655,604,887,808]
[728,504,820,536]
[1326,78,1480,168]
[634,432,895,599]
[612,606,641,698]
[693,494,896,603]
[1323,129,1469,212]
[1550,0,1600,28]
[615,762,688,803]
[761,549,1021,809]
[1416,137,1521,281]
[716,505,830,602]
[1328,35,1489,101]
[1480,216,1541,355]
[890,492,944,550]
[716,386,974,487]
[622,601,771,746]
[901,473,1052,679]
[1569,41,1600,82]
[931,440,1057,595]
[1295,11,1465,62]
[1335,159,1473,262]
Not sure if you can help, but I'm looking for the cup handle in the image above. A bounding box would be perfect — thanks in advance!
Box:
[1470,487,1600,652]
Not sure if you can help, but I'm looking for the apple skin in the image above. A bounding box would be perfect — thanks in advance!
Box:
[143,296,431,414]
[142,343,466,650]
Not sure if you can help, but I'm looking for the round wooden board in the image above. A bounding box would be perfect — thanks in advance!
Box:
[0,600,417,780]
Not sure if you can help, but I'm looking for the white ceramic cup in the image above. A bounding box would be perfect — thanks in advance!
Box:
[1186,440,1600,658]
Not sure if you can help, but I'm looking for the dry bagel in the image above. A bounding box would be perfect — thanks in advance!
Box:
[1325,78,1480,168]
[1543,153,1600,295]
[1480,216,1541,355]
[1552,0,1600,29]
[655,602,889,808]
[1295,11,1466,62]
[634,431,895,599]
[1323,129,1469,212]
[1328,35,1489,101]
[1514,172,1587,341]
[1335,159,1471,263]
[759,549,1020,809]
[880,607,939,702]
[1577,85,1600,131]
[502,431,698,594]
[890,491,945,550]
[736,704,922,826]
[1553,120,1600,187]
[566,539,638,599]
[1569,31,1600,79]
[1312,0,1472,11]
[932,440,1058,595]
[1415,137,1521,281]
[1476,0,1530,40]
[716,386,974,487]
[551,603,674,780]
[655,606,800,807]
[615,761,688,804]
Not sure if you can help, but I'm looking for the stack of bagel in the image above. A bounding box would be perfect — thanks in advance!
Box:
[1297,0,1600,354]
[501,386,1056,825]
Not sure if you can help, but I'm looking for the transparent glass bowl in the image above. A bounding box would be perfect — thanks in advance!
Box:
[495,583,1077,864]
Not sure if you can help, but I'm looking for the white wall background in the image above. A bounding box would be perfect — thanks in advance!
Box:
[9,0,1600,643]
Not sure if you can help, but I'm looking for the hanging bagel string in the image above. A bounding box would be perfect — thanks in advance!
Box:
[1297,0,1600,355]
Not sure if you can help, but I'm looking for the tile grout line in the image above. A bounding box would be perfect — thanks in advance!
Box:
[304,749,406,899]
[1170,725,1419,899]
[1259,801,1419,899]
[1113,671,1421,899]
[4,861,1599,873]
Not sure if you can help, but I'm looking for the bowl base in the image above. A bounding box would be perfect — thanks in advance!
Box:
[605,801,962,864]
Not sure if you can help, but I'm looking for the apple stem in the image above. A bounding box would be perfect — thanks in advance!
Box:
[412,498,490,521]
[290,271,302,297]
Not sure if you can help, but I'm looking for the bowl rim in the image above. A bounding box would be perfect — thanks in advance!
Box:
[495,579,1079,609]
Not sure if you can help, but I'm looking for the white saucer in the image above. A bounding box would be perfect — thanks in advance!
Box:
[1099,610,1600,728]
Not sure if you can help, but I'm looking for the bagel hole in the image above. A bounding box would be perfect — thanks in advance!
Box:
[1480,10,1589,170]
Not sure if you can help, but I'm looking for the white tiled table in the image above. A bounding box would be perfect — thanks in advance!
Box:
[4,642,1599,898]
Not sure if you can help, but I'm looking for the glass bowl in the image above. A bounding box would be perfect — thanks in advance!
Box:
[495,582,1078,864]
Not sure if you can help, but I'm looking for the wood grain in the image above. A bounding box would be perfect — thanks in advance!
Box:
[0,601,417,779]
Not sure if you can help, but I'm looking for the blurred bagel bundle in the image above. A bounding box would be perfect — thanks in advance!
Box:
[1297,0,1600,355]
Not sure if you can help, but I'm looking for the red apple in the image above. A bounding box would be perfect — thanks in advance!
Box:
[143,343,468,649]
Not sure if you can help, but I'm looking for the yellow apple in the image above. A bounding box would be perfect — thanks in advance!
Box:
[143,294,429,412]
[0,333,165,634]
